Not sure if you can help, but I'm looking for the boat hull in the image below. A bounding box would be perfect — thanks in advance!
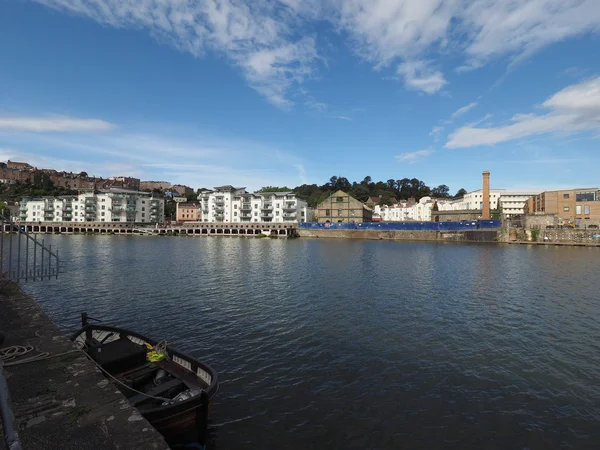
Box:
[70,323,218,446]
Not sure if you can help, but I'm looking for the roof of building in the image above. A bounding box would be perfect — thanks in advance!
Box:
[213,185,245,191]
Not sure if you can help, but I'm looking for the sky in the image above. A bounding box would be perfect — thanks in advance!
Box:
[1,0,600,194]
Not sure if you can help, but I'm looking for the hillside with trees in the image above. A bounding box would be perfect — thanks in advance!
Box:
[290,176,466,208]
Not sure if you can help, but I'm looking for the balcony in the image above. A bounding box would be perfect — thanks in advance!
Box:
[260,213,273,219]
[64,207,73,212]
[283,213,297,219]
[261,205,273,211]
[214,199,225,206]
[241,203,252,211]
[45,207,54,212]
[283,204,297,211]
[85,198,97,204]
[19,205,28,211]
[240,213,252,219]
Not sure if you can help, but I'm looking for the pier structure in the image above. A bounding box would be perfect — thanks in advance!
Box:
[3,221,298,237]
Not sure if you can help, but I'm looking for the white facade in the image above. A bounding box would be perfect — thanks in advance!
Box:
[198,186,312,223]
[19,189,164,223]
[437,189,539,217]
[374,197,434,221]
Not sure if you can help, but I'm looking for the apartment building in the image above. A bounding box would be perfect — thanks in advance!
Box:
[436,189,538,217]
[197,186,311,223]
[19,189,164,223]
[530,188,600,223]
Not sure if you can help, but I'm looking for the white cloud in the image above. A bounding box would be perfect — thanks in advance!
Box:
[451,102,478,119]
[332,116,352,121]
[397,61,447,94]
[396,149,433,163]
[333,0,600,74]
[0,115,115,132]
[446,77,600,148]
[34,0,319,108]
[32,0,600,102]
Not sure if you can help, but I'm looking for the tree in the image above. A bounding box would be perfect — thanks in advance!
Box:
[79,171,88,178]
[256,186,291,193]
[454,188,467,198]
[431,185,450,198]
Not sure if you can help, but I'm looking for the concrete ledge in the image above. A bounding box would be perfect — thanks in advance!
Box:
[0,282,169,450]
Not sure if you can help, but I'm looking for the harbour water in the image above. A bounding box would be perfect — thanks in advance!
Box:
[23,236,600,449]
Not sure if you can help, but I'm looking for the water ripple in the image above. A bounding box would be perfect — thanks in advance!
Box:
[22,236,600,449]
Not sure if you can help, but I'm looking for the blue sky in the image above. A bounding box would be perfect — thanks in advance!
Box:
[1,0,600,193]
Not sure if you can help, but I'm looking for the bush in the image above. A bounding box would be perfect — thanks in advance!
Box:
[531,228,540,241]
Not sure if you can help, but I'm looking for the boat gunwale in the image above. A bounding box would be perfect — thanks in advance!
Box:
[70,323,219,415]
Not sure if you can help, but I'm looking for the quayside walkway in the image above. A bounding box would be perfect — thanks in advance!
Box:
[0,283,168,450]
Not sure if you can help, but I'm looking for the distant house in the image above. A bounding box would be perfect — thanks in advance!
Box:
[315,190,372,223]
[176,203,200,222]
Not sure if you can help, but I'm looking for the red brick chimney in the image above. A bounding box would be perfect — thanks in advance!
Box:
[482,170,491,219]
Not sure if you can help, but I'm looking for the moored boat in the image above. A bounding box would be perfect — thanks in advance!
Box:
[70,313,218,446]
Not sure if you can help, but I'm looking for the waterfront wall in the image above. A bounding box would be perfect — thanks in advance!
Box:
[297,229,499,242]
[299,220,500,231]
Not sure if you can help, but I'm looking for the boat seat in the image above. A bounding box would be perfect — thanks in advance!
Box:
[88,337,147,374]
[128,378,184,406]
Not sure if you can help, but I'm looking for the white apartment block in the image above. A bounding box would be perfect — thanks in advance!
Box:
[198,186,312,223]
[374,197,434,222]
[18,189,164,223]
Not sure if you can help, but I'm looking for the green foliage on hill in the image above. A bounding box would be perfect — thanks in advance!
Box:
[293,175,466,208]
[0,175,77,202]
[256,186,292,193]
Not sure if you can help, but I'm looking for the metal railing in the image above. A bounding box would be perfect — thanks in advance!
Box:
[1,215,61,450]
[0,215,60,282]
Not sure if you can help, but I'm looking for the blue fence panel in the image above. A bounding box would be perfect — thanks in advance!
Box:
[298,220,501,231]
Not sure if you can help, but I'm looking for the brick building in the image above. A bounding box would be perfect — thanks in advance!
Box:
[314,190,372,223]
[529,188,600,224]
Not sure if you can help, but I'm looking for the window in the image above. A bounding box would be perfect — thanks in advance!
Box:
[234,204,237,209]
[584,205,590,215]
[563,193,570,199]
[102,205,105,210]
[234,212,238,217]
[563,207,570,212]
[576,205,582,215]
[338,209,343,216]
[254,212,258,216]
[276,203,279,208]
[101,212,105,216]
[576,192,596,202]
[101,198,105,202]
[336,197,344,202]
[142,213,145,217]
[142,200,146,204]
[142,207,145,211]
[275,211,279,216]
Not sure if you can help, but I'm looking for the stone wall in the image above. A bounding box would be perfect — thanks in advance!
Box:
[533,229,600,244]
[297,229,498,242]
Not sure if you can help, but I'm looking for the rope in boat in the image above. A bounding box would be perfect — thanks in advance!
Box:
[1,343,171,403]
[79,350,172,403]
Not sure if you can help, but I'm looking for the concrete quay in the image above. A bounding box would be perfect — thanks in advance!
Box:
[0,282,169,450]
[4,221,297,237]
[297,228,500,242]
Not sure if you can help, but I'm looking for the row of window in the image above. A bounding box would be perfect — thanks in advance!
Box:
[564,205,592,214]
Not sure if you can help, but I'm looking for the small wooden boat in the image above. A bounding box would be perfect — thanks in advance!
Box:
[70,313,218,446]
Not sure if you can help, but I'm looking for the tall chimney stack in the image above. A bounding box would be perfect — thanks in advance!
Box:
[482,170,491,220]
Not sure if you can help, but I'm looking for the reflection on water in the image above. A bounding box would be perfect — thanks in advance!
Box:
[23,236,600,449]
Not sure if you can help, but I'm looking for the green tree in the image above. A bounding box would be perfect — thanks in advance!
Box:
[256,186,291,193]
[431,184,450,198]
[454,188,467,198]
